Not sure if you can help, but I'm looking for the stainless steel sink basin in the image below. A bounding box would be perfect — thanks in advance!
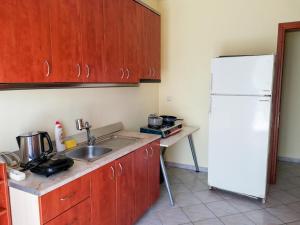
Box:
[65,145,112,162]
[96,135,140,150]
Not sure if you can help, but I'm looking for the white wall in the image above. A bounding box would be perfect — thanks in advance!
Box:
[0,84,159,152]
[279,31,300,160]
[159,0,300,168]
[0,0,160,153]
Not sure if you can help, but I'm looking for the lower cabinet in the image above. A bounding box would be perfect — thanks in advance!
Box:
[148,140,161,206]
[91,153,134,225]
[91,162,116,225]
[44,198,91,225]
[9,140,160,225]
[133,140,161,223]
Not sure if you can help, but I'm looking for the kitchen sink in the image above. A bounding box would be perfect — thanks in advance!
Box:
[65,145,112,162]
[64,135,140,162]
[95,135,140,150]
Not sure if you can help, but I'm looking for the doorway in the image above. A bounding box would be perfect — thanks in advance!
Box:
[269,21,300,184]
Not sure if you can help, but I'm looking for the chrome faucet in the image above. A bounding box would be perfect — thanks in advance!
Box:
[75,119,96,146]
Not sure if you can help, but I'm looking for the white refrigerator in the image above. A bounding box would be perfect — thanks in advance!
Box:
[208,55,275,201]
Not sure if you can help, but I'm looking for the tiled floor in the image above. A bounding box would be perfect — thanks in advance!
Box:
[136,162,300,225]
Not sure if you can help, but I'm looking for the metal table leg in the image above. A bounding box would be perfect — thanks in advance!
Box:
[160,147,175,206]
[188,134,200,172]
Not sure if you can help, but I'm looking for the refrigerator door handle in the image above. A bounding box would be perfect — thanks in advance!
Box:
[209,97,213,113]
[210,73,213,93]
[259,99,270,102]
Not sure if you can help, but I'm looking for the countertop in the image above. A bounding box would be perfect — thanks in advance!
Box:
[160,126,199,148]
[8,129,160,196]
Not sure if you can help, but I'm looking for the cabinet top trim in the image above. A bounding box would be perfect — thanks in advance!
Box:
[134,0,161,16]
[0,83,139,91]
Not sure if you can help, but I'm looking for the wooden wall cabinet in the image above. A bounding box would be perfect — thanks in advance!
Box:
[0,0,161,84]
[48,0,104,83]
[0,163,11,225]
[137,5,161,81]
[103,0,139,83]
[0,0,51,83]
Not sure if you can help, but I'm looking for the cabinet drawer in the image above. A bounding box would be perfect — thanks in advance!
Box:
[40,175,91,224]
[45,198,91,225]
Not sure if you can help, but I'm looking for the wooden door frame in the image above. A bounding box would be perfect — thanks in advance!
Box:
[269,21,300,184]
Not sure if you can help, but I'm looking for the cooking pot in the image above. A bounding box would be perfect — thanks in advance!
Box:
[148,114,163,129]
[160,115,183,126]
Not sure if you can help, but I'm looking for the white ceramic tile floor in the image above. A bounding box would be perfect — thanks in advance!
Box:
[135,162,300,225]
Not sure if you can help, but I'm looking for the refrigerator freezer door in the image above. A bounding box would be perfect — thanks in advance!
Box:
[211,55,274,96]
[208,95,271,199]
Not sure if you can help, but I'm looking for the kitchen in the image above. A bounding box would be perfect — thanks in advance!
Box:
[1,0,300,225]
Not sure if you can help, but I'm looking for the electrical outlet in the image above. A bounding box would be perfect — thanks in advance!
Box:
[166,96,173,102]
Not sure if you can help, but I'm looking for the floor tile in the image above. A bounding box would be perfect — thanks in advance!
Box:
[170,183,190,194]
[269,190,299,204]
[245,209,283,225]
[266,205,300,223]
[182,203,216,222]
[184,179,209,192]
[262,196,283,208]
[193,218,224,225]
[150,196,178,212]
[220,214,255,225]
[174,192,202,207]
[289,187,300,199]
[193,190,223,203]
[206,200,239,217]
[136,211,162,225]
[286,201,300,213]
[226,197,262,212]
[286,221,300,225]
[157,208,190,225]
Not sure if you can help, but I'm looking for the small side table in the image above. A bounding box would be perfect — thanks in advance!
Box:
[160,126,200,206]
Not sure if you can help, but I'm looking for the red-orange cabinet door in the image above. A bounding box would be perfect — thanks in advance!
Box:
[153,13,161,80]
[116,154,134,225]
[0,0,51,83]
[137,5,150,80]
[91,162,116,225]
[48,0,82,82]
[133,146,149,223]
[102,0,124,83]
[122,0,139,83]
[45,198,91,225]
[148,141,161,205]
[80,0,104,83]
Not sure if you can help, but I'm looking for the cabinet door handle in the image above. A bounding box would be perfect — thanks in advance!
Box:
[85,64,90,78]
[126,68,130,79]
[144,148,149,159]
[120,68,125,79]
[44,60,50,77]
[110,166,115,180]
[118,163,123,176]
[150,146,154,157]
[60,191,76,201]
[76,64,81,78]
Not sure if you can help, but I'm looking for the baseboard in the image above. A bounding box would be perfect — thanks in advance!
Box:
[279,156,300,164]
[165,161,208,173]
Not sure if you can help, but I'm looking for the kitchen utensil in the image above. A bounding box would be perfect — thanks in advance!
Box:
[30,155,74,177]
[160,115,183,126]
[148,114,163,129]
[16,131,53,166]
